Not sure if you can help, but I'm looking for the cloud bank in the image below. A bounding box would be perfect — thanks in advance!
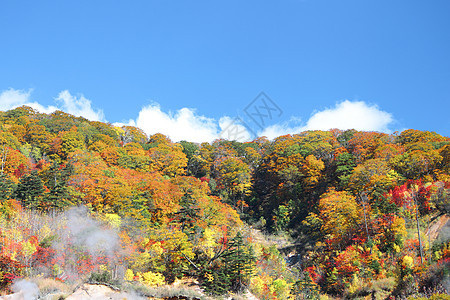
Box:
[0,88,58,114]
[56,90,105,121]
[0,88,104,121]
[120,103,220,143]
[259,100,394,139]
[1,88,395,142]
[122,100,394,142]
[305,100,393,132]
[218,116,254,142]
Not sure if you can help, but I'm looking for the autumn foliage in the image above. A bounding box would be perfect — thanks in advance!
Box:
[0,106,449,298]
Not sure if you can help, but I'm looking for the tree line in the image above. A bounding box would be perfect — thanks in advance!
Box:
[0,105,449,298]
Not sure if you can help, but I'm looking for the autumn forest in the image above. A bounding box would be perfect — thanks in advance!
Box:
[0,106,449,299]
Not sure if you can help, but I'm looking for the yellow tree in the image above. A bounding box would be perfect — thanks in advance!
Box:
[118,142,150,172]
[0,132,21,150]
[318,189,362,246]
[215,156,252,209]
[396,129,447,145]
[348,131,391,163]
[188,143,213,178]
[7,124,27,144]
[25,124,53,153]
[302,154,325,187]
[392,129,447,180]
[349,158,402,240]
[296,130,338,165]
[242,146,262,170]
[119,126,148,145]
[389,143,442,180]
[147,142,188,177]
[439,144,450,178]
[68,150,111,211]
[262,134,305,188]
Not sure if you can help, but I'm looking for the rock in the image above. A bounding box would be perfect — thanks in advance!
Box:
[0,291,24,300]
[65,284,138,300]
[427,215,450,242]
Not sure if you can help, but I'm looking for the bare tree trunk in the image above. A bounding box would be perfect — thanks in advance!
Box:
[428,216,432,260]
[359,192,370,242]
[413,192,424,264]
[1,145,9,174]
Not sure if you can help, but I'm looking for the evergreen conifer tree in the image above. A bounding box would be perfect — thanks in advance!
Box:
[203,231,256,294]
[14,170,45,210]
[173,189,200,236]
[43,161,73,210]
[0,173,14,201]
[223,232,256,292]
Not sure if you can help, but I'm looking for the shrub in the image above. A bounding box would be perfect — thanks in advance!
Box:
[419,258,450,294]
[88,269,119,286]
[409,293,450,300]
[136,271,165,287]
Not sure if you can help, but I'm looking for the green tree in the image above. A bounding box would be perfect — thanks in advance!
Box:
[335,152,356,189]
[179,141,199,161]
[221,232,256,292]
[272,204,291,232]
[172,189,201,236]
[42,161,74,210]
[0,173,14,200]
[14,170,45,210]
[203,232,255,294]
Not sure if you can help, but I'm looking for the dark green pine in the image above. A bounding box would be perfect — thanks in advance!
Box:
[0,173,14,201]
[222,232,256,293]
[14,170,45,210]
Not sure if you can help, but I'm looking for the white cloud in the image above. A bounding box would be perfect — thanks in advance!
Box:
[0,88,104,121]
[0,88,31,110]
[259,100,394,139]
[304,100,393,132]
[0,88,58,114]
[218,116,254,142]
[259,122,304,140]
[119,105,257,143]
[56,90,105,121]
[121,103,220,143]
[2,88,395,143]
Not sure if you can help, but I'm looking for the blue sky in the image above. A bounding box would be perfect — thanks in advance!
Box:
[1,0,449,142]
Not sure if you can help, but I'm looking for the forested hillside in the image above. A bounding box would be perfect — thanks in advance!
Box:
[0,106,449,299]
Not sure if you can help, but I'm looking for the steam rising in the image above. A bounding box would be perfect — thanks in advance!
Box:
[11,280,39,300]
[23,206,125,282]
[65,206,119,258]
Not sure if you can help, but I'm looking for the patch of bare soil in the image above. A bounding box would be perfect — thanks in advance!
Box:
[427,215,450,241]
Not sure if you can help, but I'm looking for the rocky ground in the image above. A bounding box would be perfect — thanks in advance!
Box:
[1,284,188,300]
[0,282,259,300]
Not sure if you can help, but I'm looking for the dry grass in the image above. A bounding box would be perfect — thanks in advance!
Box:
[371,277,396,292]
[344,277,396,299]
[245,225,293,249]
[123,281,206,300]
[32,277,74,296]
